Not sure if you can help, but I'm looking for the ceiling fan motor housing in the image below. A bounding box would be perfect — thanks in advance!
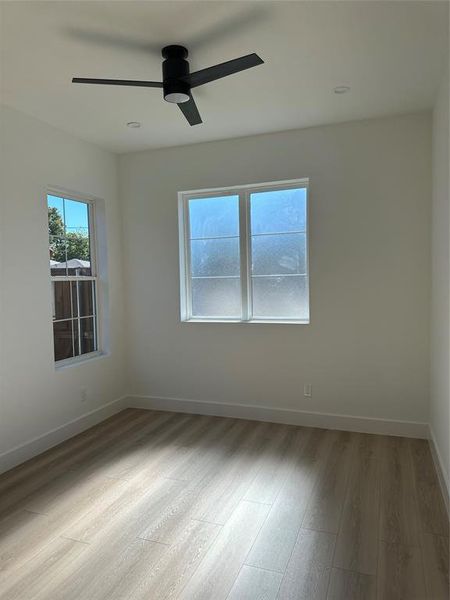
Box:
[162,45,190,103]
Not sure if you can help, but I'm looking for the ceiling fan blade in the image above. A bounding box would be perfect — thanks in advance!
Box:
[72,78,163,88]
[183,53,263,88]
[178,95,202,126]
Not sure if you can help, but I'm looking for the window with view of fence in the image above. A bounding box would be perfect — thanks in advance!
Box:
[48,193,98,362]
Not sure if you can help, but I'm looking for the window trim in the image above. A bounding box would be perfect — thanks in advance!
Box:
[47,186,103,367]
[178,178,310,324]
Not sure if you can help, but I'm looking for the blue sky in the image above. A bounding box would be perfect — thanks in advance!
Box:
[48,194,89,233]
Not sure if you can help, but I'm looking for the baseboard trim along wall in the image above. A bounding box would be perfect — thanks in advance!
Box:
[0,393,433,477]
[125,394,428,439]
[0,396,127,475]
[429,425,450,516]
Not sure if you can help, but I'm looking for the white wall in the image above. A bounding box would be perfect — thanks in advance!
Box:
[430,59,450,485]
[0,105,126,462]
[0,106,435,468]
[120,113,431,426]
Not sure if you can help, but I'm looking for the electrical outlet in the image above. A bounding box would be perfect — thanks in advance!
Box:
[304,384,312,398]
[81,388,88,403]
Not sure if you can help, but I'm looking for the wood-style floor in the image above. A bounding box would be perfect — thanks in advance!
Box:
[0,408,448,600]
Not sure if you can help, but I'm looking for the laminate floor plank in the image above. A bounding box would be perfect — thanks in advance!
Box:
[244,424,307,505]
[192,422,277,524]
[98,418,200,483]
[168,418,257,485]
[379,436,421,546]
[421,533,449,600]
[0,473,123,578]
[102,415,211,491]
[0,409,139,493]
[62,476,186,545]
[0,509,51,576]
[246,428,331,573]
[23,467,129,515]
[327,568,376,600]
[115,519,221,600]
[44,537,167,600]
[171,415,222,448]
[227,565,283,600]
[0,409,447,600]
[0,536,90,600]
[178,500,270,600]
[84,412,185,478]
[302,431,355,534]
[276,529,335,600]
[333,433,381,575]
[138,421,268,544]
[68,412,189,476]
[409,439,449,537]
[377,541,427,600]
[0,409,155,518]
[301,427,335,458]
[143,415,238,484]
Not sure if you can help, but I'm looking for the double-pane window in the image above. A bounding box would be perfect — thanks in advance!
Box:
[179,180,309,323]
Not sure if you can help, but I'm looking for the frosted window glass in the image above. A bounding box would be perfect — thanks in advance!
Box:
[191,238,240,277]
[181,183,309,322]
[250,188,306,234]
[252,275,308,320]
[192,277,241,317]
[252,233,306,275]
[189,195,239,238]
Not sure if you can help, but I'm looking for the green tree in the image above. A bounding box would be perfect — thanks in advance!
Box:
[48,206,64,237]
[66,232,90,261]
[48,207,90,263]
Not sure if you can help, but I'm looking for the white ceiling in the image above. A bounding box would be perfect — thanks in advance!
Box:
[1,1,448,153]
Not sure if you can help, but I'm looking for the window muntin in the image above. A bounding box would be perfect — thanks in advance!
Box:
[179,180,309,323]
[48,194,98,362]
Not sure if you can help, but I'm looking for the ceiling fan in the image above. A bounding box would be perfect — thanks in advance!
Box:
[72,45,263,126]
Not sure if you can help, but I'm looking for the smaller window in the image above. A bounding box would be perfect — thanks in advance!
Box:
[48,193,99,363]
[178,179,309,323]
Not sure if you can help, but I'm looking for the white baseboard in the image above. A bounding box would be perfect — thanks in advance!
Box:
[428,425,450,516]
[124,395,428,439]
[0,393,431,478]
[0,396,127,475]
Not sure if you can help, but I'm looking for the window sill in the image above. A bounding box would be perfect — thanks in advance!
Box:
[55,351,108,371]
[181,319,310,325]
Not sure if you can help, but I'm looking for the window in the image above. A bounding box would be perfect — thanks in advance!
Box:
[48,193,99,363]
[178,179,309,323]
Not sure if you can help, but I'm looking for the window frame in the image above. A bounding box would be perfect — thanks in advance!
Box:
[178,178,310,324]
[47,187,102,367]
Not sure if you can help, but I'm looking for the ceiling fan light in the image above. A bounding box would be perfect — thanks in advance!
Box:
[164,91,190,104]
